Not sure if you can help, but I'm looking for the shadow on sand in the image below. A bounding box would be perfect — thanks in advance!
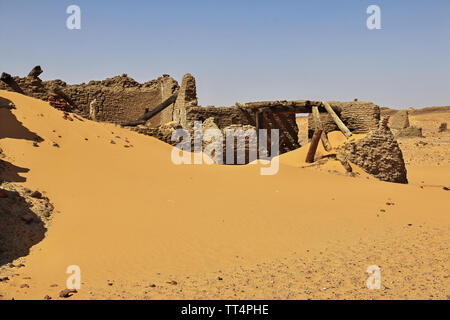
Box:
[0,188,47,266]
[0,97,43,183]
[0,97,47,265]
[0,97,44,142]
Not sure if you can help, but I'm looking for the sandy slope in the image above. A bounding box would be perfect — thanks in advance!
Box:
[0,91,448,300]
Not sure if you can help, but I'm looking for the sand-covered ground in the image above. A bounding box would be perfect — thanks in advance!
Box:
[0,91,448,300]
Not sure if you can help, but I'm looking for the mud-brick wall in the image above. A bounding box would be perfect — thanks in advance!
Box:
[308,101,380,138]
[337,117,408,184]
[0,76,54,101]
[0,73,179,124]
[186,106,300,153]
[64,86,162,123]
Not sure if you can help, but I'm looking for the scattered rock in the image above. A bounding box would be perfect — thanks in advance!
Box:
[110,140,116,144]
[416,141,428,146]
[20,284,30,289]
[443,187,449,191]
[0,277,9,282]
[43,295,52,300]
[32,141,39,147]
[50,284,58,287]
[167,280,178,285]
[52,142,60,148]
[438,122,447,132]
[62,113,73,121]
[30,190,42,199]
[218,277,223,281]
[59,289,78,298]
[0,189,8,198]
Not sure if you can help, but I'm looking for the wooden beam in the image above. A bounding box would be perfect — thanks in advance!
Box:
[321,101,352,138]
[122,92,178,126]
[235,100,342,114]
[312,106,332,151]
[305,129,323,163]
[278,113,301,149]
[51,87,77,108]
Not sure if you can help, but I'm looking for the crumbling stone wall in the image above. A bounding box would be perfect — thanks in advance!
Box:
[172,73,198,128]
[0,68,179,124]
[387,109,423,139]
[308,101,380,138]
[337,117,408,184]
[389,110,410,130]
[146,75,179,127]
[168,73,300,154]
[184,106,299,153]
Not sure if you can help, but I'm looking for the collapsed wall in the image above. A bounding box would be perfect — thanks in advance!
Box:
[129,73,299,156]
[1,66,409,183]
[337,117,408,184]
[308,101,380,138]
[0,67,179,123]
[389,110,410,130]
[387,109,423,138]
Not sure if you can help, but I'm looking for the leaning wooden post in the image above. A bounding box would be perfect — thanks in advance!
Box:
[305,129,323,163]
[312,106,332,151]
[321,101,352,138]
[121,91,179,127]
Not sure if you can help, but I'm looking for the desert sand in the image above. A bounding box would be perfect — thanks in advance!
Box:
[0,90,448,300]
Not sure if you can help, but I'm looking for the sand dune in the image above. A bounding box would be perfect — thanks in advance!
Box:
[0,90,448,300]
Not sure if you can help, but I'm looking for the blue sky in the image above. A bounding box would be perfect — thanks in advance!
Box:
[1,0,449,108]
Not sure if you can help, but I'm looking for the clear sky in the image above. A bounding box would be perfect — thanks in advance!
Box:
[1,0,449,108]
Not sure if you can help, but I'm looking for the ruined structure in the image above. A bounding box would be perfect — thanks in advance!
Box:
[387,109,423,138]
[1,66,409,183]
[337,117,408,184]
[0,68,179,124]
[389,110,410,130]
[307,101,380,138]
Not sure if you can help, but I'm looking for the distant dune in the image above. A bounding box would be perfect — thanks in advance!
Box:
[381,105,450,116]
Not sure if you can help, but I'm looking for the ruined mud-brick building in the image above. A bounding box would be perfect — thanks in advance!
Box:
[1,66,408,183]
[131,73,384,156]
[0,68,179,124]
